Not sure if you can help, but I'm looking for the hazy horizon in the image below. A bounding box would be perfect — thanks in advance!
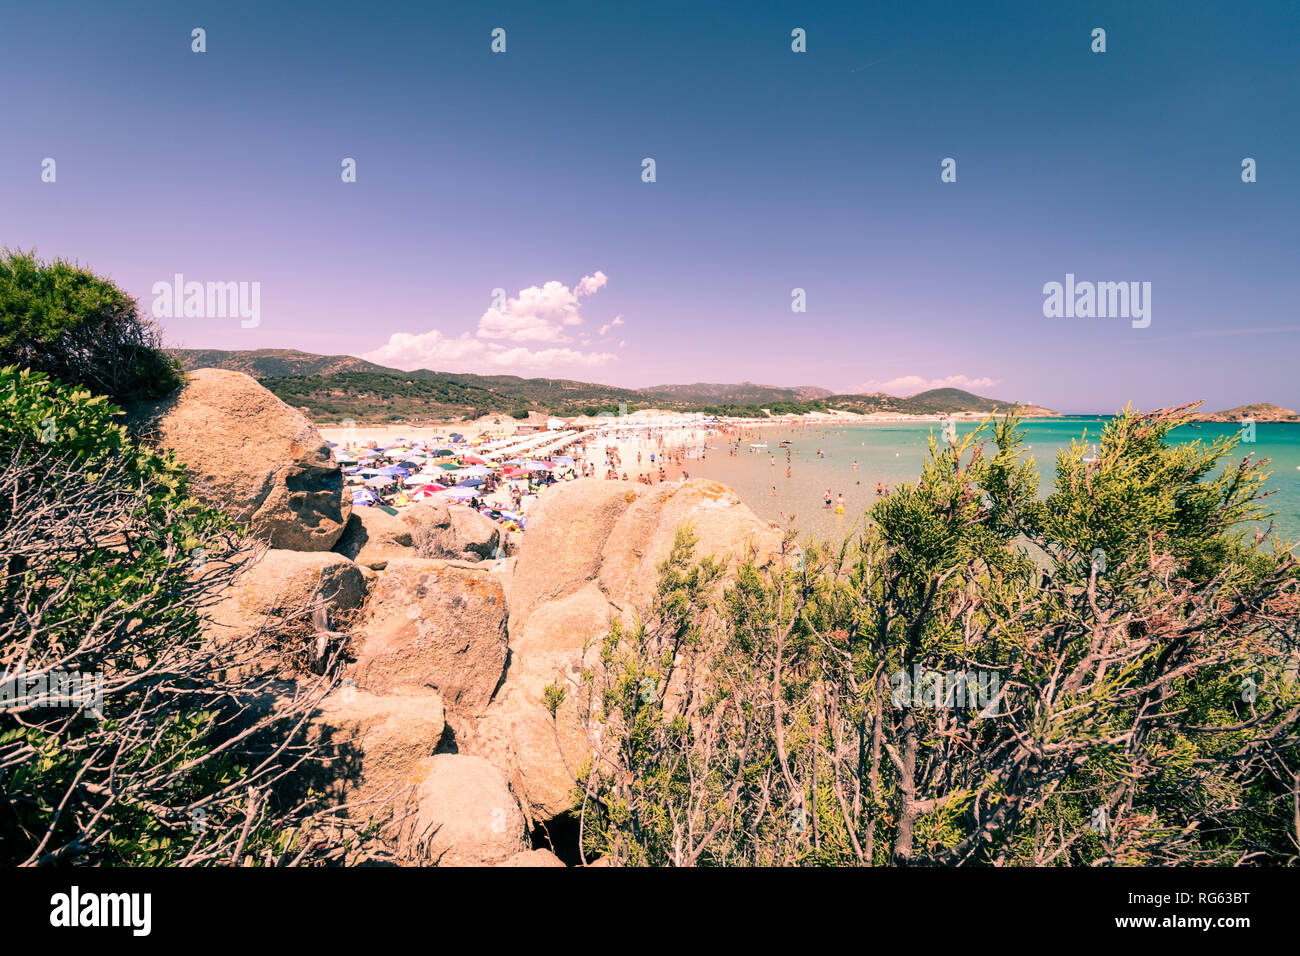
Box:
[5,0,1297,414]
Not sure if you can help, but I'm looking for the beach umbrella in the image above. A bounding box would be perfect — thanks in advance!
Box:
[335,452,357,464]
[455,477,486,488]
[502,467,526,479]
[440,486,477,500]
[403,474,429,486]
[378,465,407,477]
[524,461,552,471]
[460,464,491,476]
[461,455,486,465]
[357,468,383,476]
[432,448,454,457]
[418,483,447,493]
[502,458,526,466]
[365,476,393,488]
[436,462,461,471]
[552,456,575,465]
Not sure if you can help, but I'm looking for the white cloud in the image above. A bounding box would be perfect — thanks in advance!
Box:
[848,374,1001,396]
[364,272,619,372]
[574,271,607,297]
[598,315,625,336]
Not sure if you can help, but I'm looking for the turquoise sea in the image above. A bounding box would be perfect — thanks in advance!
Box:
[677,418,1300,547]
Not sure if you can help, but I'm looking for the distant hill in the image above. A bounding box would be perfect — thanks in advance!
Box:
[642,382,834,404]
[169,348,391,378]
[824,388,1058,418]
[167,348,1056,422]
[1194,402,1300,423]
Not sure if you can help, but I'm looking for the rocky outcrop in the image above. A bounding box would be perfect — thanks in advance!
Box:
[350,559,509,719]
[133,368,350,550]
[405,755,529,865]
[468,478,781,822]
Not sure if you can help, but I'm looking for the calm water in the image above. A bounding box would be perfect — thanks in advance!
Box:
[677,418,1300,546]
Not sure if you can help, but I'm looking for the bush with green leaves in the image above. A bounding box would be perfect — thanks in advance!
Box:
[568,406,1300,865]
[0,248,181,403]
[0,367,381,865]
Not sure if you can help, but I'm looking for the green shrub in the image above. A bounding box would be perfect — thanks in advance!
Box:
[0,248,182,403]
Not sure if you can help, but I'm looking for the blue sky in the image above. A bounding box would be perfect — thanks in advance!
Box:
[2,0,1297,412]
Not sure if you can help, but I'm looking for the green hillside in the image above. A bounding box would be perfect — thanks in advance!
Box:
[169,348,1056,422]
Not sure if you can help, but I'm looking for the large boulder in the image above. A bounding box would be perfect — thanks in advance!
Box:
[468,584,609,820]
[351,558,508,718]
[401,500,503,563]
[469,479,781,822]
[598,479,782,614]
[507,480,637,629]
[333,507,415,569]
[302,684,446,819]
[205,549,368,644]
[134,368,350,550]
[405,755,529,865]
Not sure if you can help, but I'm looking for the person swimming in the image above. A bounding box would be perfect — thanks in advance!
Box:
[824,488,833,508]
[836,493,845,514]
[875,481,884,496]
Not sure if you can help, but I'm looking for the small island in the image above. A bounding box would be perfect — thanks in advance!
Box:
[1193,402,1300,423]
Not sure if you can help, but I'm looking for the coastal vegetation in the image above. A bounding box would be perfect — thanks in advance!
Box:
[0,255,377,865]
[567,409,1300,865]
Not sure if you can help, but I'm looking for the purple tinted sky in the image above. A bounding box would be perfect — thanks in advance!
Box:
[2,0,1297,412]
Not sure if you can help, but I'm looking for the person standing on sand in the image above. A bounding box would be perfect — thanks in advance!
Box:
[836,493,845,514]
[786,465,792,479]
